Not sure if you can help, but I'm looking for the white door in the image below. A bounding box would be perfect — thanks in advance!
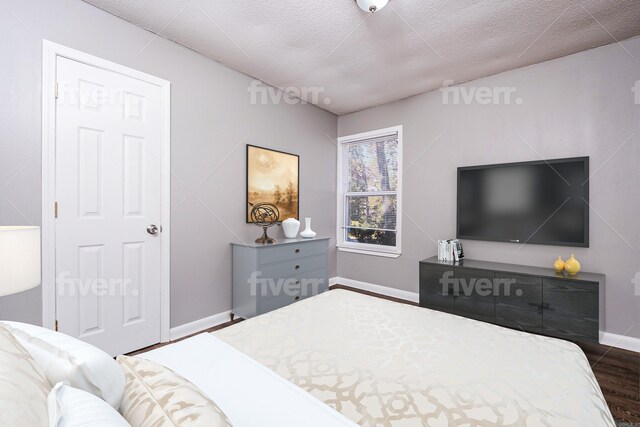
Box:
[55,56,164,356]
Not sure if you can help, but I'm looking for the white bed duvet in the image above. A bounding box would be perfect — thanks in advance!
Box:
[143,290,614,426]
[215,289,615,427]
[140,333,358,427]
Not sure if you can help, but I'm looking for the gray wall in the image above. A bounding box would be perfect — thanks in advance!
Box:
[338,38,640,339]
[0,0,337,328]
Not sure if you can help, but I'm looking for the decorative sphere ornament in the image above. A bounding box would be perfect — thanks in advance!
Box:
[250,203,280,244]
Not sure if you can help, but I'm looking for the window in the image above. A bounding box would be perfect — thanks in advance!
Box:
[337,126,402,257]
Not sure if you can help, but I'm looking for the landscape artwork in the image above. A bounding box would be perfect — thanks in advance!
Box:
[246,145,299,222]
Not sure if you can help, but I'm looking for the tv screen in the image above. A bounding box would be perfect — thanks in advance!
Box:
[457,157,589,247]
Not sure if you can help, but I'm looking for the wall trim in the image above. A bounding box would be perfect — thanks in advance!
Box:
[330,276,419,303]
[600,331,640,353]
[170,310,232,341]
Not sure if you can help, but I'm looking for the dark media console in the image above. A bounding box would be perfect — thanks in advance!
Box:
[419,256,604,343]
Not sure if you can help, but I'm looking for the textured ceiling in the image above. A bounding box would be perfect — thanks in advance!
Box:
[83,0,640,115]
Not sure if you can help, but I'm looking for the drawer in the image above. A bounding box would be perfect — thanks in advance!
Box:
[495,304,542,334]
[258,240,327,265]
[298,267,328,299]
[543,312,598,342]
[419,264,455,292]
[259,254,327,278]
[419,264,455,313]
[494,274,542,308]
[256,276,302,300]
[256,266,328,300]
[542,278,598,318]
[455,295,494,323]
[259,291,300,315]
[420,291,454,314]
[452,268,494,299]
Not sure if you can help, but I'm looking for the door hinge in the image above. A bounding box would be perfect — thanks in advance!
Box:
[54,201,58,219]
[55,82,59,99]
[54,320,59,332]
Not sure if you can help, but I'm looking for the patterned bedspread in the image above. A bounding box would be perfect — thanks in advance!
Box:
[214,289,614,426]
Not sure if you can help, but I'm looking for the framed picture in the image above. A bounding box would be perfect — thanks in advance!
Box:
[246,145,299,223]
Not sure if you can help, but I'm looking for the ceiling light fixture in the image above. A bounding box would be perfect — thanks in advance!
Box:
[355,0,389,13]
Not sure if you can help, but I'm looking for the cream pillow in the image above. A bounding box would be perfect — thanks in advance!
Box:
[117,355,233,427]
[2,321,125,409]
[0,323,51,427]
[48,382,131,427]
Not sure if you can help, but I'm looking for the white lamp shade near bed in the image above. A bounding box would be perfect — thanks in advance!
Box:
[0,226,41,297]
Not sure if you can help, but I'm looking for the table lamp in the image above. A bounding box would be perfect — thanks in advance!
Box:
[0,226,41,297]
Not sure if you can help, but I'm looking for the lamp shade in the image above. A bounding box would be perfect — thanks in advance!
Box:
[0,226,41,297]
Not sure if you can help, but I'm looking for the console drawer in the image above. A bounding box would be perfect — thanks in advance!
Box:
[543,312,598,342]
[495,303,542,334]
[455,296,494,323]
[453,268,494,299]
[542,278,598,318]
[494,274,542,308]
[419,264,454,313]
[542,278,598,341]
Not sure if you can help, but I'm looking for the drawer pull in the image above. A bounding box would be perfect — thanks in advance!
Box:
[295,248,300,254]
[295,280,300,285]
[295,296,300,301]
[295,265,300,270]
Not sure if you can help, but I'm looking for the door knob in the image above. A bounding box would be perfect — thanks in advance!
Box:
[147,224,160,235]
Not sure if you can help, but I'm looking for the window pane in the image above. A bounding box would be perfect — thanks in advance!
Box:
[346,228,396,247]
[348,140,398,192]
[346,195,397,247]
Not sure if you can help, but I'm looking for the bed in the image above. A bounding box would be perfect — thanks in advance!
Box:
[142,289,614,426]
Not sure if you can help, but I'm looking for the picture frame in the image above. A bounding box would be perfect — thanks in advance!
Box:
[246,145,300,223]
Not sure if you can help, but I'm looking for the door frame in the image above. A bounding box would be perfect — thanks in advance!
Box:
[41,40,171,343]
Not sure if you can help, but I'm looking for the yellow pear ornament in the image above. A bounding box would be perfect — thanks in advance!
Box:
[564,254,581,276]
[553,256,565,273]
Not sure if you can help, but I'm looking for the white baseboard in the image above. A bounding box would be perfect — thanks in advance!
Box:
[330,276,419,303]
[600,331,640,353]
[169,310,231,341]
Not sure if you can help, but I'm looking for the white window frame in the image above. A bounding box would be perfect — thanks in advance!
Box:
[336,125,403,258]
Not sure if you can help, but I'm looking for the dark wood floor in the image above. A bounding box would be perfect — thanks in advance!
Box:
[578,340,640,424]
[129,284,640,424]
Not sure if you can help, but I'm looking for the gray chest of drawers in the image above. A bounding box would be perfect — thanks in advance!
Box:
[231,237,330,319]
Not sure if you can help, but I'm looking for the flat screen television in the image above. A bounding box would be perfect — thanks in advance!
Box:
[457,157,589,247]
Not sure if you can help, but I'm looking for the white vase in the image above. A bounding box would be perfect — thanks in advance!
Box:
[281,218,300,239]
[300,217,316,239]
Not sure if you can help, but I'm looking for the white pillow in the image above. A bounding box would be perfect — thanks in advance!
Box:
[0,323,51,427]
[2,321,125,409]
[48,382,131,427]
